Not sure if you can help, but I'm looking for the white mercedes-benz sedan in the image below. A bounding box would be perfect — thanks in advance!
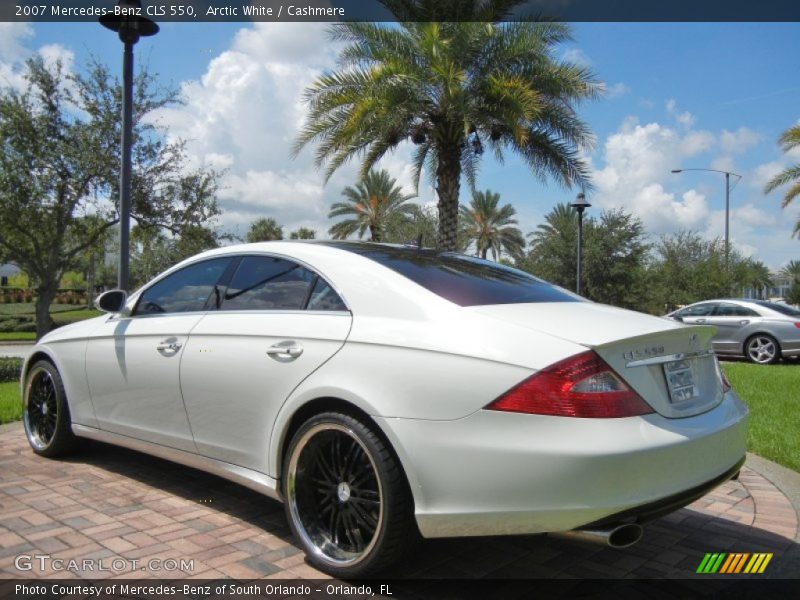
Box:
[21,241,748,577]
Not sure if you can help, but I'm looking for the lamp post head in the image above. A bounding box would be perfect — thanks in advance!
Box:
[100,0,159,44]
[570,192,591,214]
[671,169,682,173]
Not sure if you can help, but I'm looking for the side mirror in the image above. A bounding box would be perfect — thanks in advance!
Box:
[673,315,684,323]
[95,289,128,313]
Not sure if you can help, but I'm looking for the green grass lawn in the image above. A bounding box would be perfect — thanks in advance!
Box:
[0,304,102,341]
[722,361,800,473]
[0,382,22,425]
[0,332,35,341]
[0,303,82,316]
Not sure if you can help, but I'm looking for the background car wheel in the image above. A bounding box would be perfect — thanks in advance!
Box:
[23,360,80,457]
[283,411,415,578]
[745,334,781,365]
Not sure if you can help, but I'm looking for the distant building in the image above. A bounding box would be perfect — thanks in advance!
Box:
[741,270,792,302]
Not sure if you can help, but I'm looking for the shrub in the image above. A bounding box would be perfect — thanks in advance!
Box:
[0,357,23,383]
[0,319,19,333]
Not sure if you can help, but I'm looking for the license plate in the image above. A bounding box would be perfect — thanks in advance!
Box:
[663,359,700,403]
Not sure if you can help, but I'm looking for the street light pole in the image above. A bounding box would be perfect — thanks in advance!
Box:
[570,192,591,296]
[100,1,159,292]
[671,168,741,271]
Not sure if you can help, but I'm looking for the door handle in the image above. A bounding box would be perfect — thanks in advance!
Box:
[696,319,707,323]
[157,340,182,352]
[267,341,303,359]
[739,320,750,325]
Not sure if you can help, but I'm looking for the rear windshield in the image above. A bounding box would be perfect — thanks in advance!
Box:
[754,301,800,316]
[321,242,581,307]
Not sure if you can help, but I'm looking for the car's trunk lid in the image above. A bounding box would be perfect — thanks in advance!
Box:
[470,302,724,418]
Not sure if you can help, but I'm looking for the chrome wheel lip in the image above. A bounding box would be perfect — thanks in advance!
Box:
[286,422,384,568]
[23,366,58,451]
[747,336,777,364]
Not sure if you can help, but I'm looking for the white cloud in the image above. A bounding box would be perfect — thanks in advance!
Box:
[562,47,592,67]
[604,82,630,99]
[0,23,32,62]
[720,127,762,155]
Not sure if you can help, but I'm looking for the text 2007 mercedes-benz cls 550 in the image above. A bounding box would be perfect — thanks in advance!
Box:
[21,241,747,577]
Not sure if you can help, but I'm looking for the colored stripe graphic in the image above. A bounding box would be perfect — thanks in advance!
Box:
[701,552,774,574]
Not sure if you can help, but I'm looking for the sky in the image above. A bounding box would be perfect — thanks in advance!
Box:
[1,20,799,271]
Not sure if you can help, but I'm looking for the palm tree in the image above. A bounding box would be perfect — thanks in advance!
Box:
[764,124,800,236]
[328,169,416,242]
[781,259,800,283]
[294,2,599,251]
[289,227,316,240]
[742,259,773,299]
[246,217,283,242]
[459,190,524,260]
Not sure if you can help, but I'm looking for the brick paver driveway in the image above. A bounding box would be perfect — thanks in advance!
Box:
[0,423,797,581]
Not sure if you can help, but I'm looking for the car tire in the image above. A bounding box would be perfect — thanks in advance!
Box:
[744,334,781,365]
[23,360,80,457]
[282,411,415,578]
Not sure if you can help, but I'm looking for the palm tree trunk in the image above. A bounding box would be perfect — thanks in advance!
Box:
[436,145,461,251]
[370,224,382,242]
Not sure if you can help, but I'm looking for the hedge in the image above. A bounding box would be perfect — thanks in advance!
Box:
[0,357,23,383]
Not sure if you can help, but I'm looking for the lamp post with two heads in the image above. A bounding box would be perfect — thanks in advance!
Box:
[670,168,742,269]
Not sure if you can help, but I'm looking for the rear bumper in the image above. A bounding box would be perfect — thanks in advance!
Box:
[377,391,748,538]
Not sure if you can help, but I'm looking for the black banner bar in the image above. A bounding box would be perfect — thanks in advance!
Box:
[3,0,800,23]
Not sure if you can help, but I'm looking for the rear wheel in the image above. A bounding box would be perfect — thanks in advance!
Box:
[23,360,79,457]
[282,412,414,577]
[745,334,781,365]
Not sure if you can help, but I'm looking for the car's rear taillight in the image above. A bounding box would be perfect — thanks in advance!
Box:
[485,351,654,418]
[794,322,800,329]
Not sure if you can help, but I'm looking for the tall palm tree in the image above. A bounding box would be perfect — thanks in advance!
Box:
[764,124,800,237]
[781,259,800,283]
[328,169,416,242]
[743,259,773,299]
[294,1,599,251]
[459,189,524,260]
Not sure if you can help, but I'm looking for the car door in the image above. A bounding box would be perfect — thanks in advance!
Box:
[180,254,352,474]
[706,302,761,354]
[85,257,232,451]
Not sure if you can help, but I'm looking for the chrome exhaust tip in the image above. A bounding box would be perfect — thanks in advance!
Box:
[552,523,643,548]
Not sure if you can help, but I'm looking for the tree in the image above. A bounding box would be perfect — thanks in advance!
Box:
[459,190,524,260]
[289,227,317,240]
[328,169,416,242]
[764,124,800,237]
[519,203,649,309]
[0,56,222,338]
[519,203,578,290]
[740,259,773,299]
[383,204,440,248]
[582,208,649,309]
[781,259,800,305]
[130,222,229,287]
[294,2,599,250]
[246,217,283,242]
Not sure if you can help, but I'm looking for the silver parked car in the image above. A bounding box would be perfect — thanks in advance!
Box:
[666,299,800,364]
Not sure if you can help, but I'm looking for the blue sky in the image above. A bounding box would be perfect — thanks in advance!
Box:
[2,21,799,270]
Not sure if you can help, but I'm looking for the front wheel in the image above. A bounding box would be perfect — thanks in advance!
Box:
[282,412,415,577]
[745,334,781,365]
[23,360,79,457]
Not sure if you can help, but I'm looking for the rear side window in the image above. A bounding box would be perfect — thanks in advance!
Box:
[135,258,230,315]
[220,256,347,311]
[320,243,580,307]
[713,303,759,317]
[754,301,800,317]
[222,257,315,311]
